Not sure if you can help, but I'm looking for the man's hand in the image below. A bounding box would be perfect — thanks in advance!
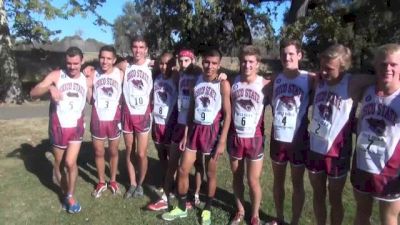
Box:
[213,141,225,161]
[179,137,187,151]
[83,65,95,78]
[218,72,228,81]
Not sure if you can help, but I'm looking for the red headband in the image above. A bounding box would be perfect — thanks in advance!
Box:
[178,50,195,60]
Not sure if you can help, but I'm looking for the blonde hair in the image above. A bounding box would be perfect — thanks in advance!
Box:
[239,45,261,62]
[373,43,400,65]
[320,44,352,71]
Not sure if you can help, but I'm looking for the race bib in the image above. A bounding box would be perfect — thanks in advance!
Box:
[178,96,190,111]
[234,112,257,131]
[273,110,297,142]
[129,94,146,109]
[356,131,387,174]
[97,97,118,110]
[154,104,169,119]
[58,98,80,113]
[195,108,213,124]
[309,117,331,139]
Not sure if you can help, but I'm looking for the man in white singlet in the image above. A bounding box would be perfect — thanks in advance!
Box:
[30,47,88,214]
[267,39,316,225]
[228,45,271,225]
[351,43,400,225]
[87,45,123,198]
[307,44,374,225]
[162,49,231,225]
[119,36,153,199]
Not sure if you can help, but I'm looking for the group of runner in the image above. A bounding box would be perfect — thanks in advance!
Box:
[30,36,400,225]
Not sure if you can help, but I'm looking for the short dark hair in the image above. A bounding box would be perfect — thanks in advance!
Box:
[99,45,116,58]
[279,38,302,53]
[202,48,222,60]
[130,35,148,48]
[239,45,261,62]
[66,46,83,59]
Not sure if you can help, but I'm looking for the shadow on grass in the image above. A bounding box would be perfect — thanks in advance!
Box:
[6,139,61,197]
[6,139,279,223]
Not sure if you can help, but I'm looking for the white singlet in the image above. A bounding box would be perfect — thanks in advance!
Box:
[231,75,265,137]
[272,70,310,142]
[310,74,354,156]
[55,70,87,127]
[122,63,153,115]
[193,75,222,125]
[177,73,197,125]
[153,74,178,125]
[92,68,122,121]
[355,86,400,175]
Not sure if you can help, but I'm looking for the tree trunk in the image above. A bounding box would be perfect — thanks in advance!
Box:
[0,0,23,104]
[286,0,310,24]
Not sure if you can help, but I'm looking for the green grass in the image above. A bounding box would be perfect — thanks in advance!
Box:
[0,110,380,225]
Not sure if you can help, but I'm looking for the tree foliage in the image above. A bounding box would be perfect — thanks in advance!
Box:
[113,0,275,56]
[1,0,108,103]
[280,0,400,70]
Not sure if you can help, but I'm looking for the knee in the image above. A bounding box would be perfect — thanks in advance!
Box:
[94,149,105,158]
[136,151,147,160]
[178,166,189,178]
[64,159,77,171]
[247,176,261,190]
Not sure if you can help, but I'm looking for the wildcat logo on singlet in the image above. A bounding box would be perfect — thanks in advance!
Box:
[200,96,210,107]
[154,82,174,103]
[127,69,149,90]
[59,83,86,96]
[157,91,168,103]
[232,88,260,112]
[195,86,217,102]
[367,118,387,136]
[131,79,144,90]
[318,104,333,121]
[237,99,255,111]
[182,89,190,96]
[101,87,114,97]
[279,96,296,110]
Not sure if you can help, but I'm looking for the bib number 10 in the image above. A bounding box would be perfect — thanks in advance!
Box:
[135,97,143,105]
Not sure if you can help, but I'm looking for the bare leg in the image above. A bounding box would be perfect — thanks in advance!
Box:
[290,165,305,225]
[230,158,245,215]
[247,158,263,219]
[379,199,400,225]
[108,138,120,182]
[92,138,106,183]
[123,133,136,186]
[328,176,346,225]
[308,172,327,225]
[136,132,149,185]
[272,162,287,222]
[353,189,373,225]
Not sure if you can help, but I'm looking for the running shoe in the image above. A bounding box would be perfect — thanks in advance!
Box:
[109,181,120,195]
[201,209,211,225]
[194,193,201,206]
[91,182,107,198]
[250,217,261,225]
[65,196,81,214]
[124,185,136,199]
[230,212,245,225]
[147,199,168,211]
[161,206,188,221]
[133,185,144,197]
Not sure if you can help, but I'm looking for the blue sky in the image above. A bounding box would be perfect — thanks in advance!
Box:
[41,1,288,44]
